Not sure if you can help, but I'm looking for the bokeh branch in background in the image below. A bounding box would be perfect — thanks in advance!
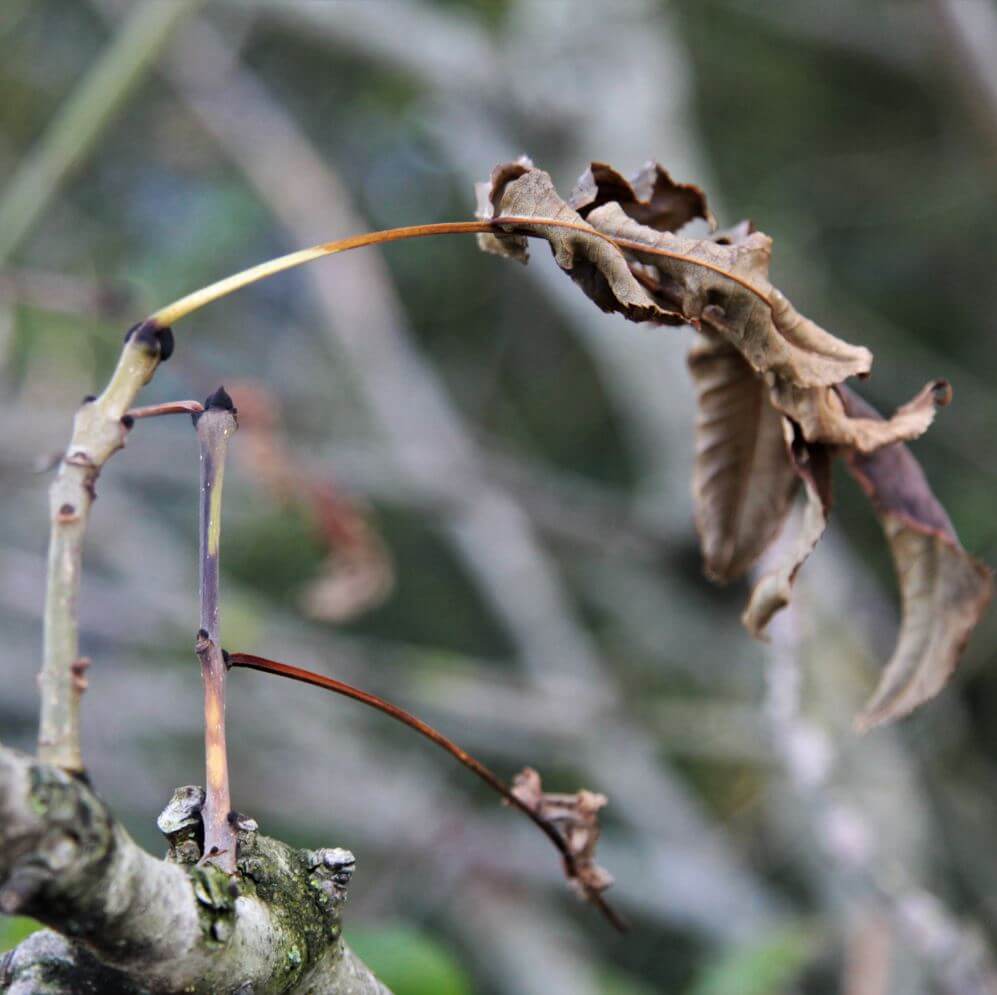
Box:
[0,0,201,265]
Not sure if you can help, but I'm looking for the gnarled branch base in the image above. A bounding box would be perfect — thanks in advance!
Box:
[0,748,390,995]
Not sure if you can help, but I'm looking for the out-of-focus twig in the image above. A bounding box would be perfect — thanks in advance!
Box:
[763,549,997,995]
[934,0,997,153]
[843,909,893,995]
[246,0,709,518]
[0,269,131,319]
[0,0,202,265]
[230,381,393,622]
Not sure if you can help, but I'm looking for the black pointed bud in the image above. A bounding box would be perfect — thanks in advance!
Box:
[120,414,134,430]
[204,385,236,413]
[194,385,237,426]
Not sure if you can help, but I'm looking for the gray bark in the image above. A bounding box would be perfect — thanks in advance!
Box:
[0,748,389,995]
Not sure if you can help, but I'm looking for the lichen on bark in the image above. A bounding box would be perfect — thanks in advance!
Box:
[0,749,390,994]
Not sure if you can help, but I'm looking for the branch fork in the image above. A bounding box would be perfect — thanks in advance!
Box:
[0,748,387,994]
[39,320,172,773]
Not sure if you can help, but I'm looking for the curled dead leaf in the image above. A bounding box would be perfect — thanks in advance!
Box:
[477,161,667,323]
[769,378,952,454]
[688,328,800,582]
[742,427,832,638]
[475,156,534,262]
[476,157,989,726]
[478,159,873,388]
[510,767,614,904]
[839,387,992,730]
[586,201,872,388]
[568,160,715,233]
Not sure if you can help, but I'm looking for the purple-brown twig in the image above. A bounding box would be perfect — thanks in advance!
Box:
[195,387,238,873]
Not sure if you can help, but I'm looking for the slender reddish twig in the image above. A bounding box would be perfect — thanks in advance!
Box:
[127,399,204,420]
[227,651,626,931]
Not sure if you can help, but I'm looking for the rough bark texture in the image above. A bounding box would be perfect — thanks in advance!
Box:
[0,748,390,995]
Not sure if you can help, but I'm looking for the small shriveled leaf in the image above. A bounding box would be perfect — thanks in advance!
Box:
[476,161,666,323]
[228,654,624,929]
[769,378,952,453]
[568,160,715,233]
[688,328,800,582]
[742,429,832,638]
[511,767,614,903]
[585,201,872,388]
[839,388,992,730]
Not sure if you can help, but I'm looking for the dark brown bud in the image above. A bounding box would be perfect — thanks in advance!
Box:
[124,321,174,362]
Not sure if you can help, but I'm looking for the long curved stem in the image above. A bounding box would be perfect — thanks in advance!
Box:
[147,216,772,329]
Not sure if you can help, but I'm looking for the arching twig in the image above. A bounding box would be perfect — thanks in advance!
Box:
[228,651,626,931]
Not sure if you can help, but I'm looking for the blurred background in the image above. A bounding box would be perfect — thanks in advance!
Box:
[2,1,996,992]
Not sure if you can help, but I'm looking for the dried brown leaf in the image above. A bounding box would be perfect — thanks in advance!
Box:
[475,157,534,262]
[232,381,394,622]
[839,388,992,729]
[300,482,395,623]
[585,201,872,387]
[476,161,667,323]
[510,767,614,902]
[569,160,715,233]
[742,428,832,638]
[476,157,988,725]
[769,378,952,453]
[478,160,872,388]
[688,328,800,582]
